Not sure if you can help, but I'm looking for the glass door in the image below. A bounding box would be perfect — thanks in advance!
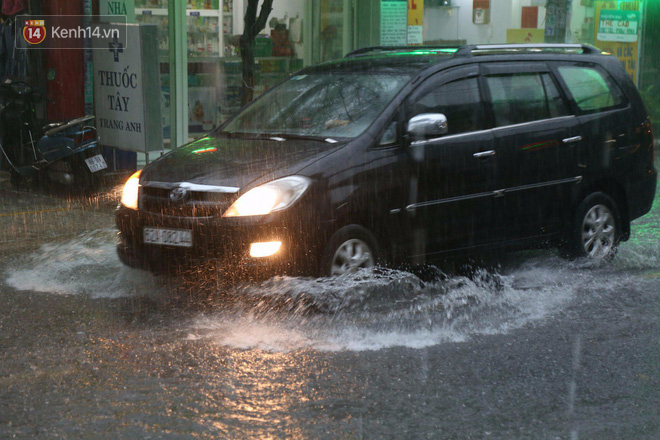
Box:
[311,0,353,64]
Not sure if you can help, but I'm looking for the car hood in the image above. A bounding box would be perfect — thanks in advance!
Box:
[140,134,344,189]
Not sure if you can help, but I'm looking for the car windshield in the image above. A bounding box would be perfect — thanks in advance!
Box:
[222,72,412,139]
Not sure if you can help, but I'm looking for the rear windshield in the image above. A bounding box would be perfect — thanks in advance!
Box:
[223,72,412,138]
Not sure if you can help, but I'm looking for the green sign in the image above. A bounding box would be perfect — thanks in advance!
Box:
[100,0,135,24]
[597,9,639,43]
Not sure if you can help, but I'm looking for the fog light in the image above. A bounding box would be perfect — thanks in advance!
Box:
[249,241,282,258]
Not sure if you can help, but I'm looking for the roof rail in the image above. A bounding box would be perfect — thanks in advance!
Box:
[455,43,602,57]
[345,45,461,58]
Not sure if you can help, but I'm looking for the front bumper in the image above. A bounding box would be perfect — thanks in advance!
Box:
[116,205,326,278]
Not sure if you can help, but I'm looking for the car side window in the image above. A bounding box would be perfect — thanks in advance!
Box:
[557,65,625,112]
[409,77,484,135]
[486,73,570,127]
[379,121,398,146]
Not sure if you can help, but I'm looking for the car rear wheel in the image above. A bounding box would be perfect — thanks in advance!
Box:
[320,225,378,276]
[562,192,621,261]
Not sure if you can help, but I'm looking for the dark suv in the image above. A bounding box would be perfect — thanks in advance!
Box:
[116,44,657,277]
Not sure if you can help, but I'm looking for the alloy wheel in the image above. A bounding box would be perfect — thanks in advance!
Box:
[330,238,375,276]
[581,204,616,259]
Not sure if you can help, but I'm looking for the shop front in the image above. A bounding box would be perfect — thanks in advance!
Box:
[2,0,655,172]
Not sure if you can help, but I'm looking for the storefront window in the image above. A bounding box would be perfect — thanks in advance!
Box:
[134,0,305,143]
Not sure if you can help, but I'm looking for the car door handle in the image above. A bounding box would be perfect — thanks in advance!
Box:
[562,136,583,144]
[473,150,496,158]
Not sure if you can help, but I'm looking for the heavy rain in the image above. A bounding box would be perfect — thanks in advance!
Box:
[1,1,659,439]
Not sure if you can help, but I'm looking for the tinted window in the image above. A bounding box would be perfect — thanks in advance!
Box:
[410,77,484,135]
[557,66,625,112]
[486,73,569,127]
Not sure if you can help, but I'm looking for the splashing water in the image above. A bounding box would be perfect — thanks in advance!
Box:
[3,228,657,352]
[188,260,580,352]
[3,228,160,299]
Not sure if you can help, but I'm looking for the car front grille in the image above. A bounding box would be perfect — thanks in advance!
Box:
[140,186,235,218]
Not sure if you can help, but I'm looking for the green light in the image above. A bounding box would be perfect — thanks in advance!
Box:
[382,48,458,57]
[192,147,217,154]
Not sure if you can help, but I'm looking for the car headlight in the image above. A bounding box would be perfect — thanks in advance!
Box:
[223,176,311,217]
[120,170,142,210]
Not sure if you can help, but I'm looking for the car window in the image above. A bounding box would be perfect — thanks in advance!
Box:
[223,73,411,138]
[379,121,398,146]
[557,65,625,112]
[486,73,569,127]
[409,77,484,135]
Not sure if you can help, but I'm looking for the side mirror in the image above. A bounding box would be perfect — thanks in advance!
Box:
[407,113,448,140]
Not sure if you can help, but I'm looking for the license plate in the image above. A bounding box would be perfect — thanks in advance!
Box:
[143,227,193,247]
[85,154,108,173]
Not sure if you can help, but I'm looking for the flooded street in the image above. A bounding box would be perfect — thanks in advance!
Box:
[1,174,658,439]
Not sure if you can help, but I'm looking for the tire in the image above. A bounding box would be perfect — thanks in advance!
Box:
[71,157,103,194]
[79,168,103,193]
[319,225,379,276]
[562,192,621,262]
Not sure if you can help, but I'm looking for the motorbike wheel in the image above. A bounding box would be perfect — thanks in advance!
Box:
[73,163,103,194]
[9,168,29,189]
[69,150,105,194]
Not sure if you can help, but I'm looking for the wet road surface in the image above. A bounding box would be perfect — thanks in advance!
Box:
[0,172,658,439]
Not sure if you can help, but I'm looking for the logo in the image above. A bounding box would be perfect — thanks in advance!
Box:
[17,15,127,51]
[169,187,188,203]
[23,20,46,45]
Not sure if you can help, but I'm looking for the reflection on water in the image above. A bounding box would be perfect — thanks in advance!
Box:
[5,225,658,353]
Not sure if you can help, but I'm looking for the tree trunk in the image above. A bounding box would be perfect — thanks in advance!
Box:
[240,0,273,106]
[239,37,256,106]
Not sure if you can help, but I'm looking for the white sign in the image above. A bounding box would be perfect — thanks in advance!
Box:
[407,25,423,45]
[93,23,162,153]
[381,0,408,46]
[474,9,485,24]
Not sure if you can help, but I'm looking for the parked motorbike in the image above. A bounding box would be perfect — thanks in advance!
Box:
[0,80,107,192]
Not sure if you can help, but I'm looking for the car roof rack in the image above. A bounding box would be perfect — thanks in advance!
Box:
[454,43,602,57]
[344,44,603,60]
[345,45,461,58]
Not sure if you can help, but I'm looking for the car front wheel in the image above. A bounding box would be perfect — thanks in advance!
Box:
[320,225,378,276]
